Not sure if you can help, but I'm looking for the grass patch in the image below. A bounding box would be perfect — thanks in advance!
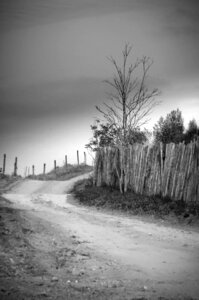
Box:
[28,164,93,181]
[0,174,22,194]
[72,177,199,224]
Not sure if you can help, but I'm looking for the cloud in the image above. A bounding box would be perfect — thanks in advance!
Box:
[161,0,199,37]
[0,77,103,115]
[0,0,144,32]
[0,77,105,136]
[1,0,190,33]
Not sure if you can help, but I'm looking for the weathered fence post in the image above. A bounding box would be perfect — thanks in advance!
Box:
[14,157,18,176]
[65,155,67,167]
[32,165,35,176]
[24,166,28,178]
[43,163,46,175]
[3,154,6,174]
[77,150,79,165]
[84,152,87,165]
[54,160,56,171]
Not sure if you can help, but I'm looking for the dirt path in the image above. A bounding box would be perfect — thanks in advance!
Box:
[1,175,199,299]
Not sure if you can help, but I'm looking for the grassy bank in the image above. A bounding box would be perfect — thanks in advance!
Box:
[28,164,93,181]
[72,177,199,226]
[0,174,22,194]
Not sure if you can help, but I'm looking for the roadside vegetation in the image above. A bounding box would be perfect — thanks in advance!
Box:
[27,164,93,181]
[72,177,199,226]
[0,174,21,194]
[82,44,199,223]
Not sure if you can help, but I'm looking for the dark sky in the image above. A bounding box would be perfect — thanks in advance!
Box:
[0,0,199,174]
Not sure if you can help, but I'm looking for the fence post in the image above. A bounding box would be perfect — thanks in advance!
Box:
[65,155,67,167]
[43,163,46,175]
[24,166,27,178]
[32,165,35,176]
[54,160,56,171]
[14,157,18,176]
[77,150,79,165]
[84,152,87,165]
[3,154,6,174]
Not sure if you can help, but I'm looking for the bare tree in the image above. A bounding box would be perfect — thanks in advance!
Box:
[96,44,160,193]
[96,44,159,145]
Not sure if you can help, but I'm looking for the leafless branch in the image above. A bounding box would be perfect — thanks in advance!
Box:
[97,43,160,145]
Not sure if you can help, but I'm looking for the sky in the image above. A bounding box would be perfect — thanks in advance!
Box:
[0,0,199,175]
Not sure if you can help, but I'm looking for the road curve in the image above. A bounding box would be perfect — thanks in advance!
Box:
[3,175,199,299]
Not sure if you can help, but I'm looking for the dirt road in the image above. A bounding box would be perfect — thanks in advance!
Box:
[1,175,199,299]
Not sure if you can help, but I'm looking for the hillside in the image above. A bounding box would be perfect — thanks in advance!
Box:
[27,164,93,181]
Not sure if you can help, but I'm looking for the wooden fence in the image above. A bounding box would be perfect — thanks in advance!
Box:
[93,139,199,202]
[1,150,87,177]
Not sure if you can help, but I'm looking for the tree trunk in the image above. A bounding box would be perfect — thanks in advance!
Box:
[119,146,125,194]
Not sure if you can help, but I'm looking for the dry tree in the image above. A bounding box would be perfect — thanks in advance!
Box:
[96,44,160,193]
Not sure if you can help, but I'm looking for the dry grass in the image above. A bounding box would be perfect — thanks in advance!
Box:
[72,177,199,225]
[28,164,93,181]
[0,174,21,194]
